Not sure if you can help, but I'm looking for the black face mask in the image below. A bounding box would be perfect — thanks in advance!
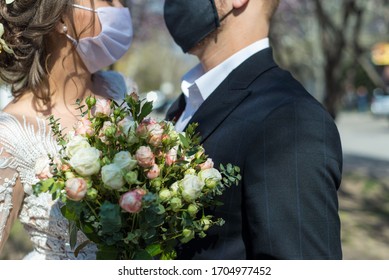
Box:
[164,0,229,53]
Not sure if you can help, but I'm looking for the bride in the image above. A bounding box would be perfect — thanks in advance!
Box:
[0,0,133,259]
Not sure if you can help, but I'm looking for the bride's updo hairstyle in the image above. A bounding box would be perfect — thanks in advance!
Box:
[0,0,90,104]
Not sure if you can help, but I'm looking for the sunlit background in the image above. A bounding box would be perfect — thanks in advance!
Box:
[1,0,389,260]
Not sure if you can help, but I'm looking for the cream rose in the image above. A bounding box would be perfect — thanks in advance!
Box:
[198,168,222,189]
[180,174,204,202]
[69,147,101,176]
[65,135,91,158]
[101,163,125,190]
[118,117,136,136]
[113,151,137,171]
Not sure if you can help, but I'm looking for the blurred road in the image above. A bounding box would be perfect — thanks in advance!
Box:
[336,111,389,162]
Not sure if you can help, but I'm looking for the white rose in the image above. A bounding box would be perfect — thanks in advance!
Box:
[170,181,179,196]
[66,135,91,158]
[101,163,125,190]
[118,117,136,136]
[34,156,52,180]
[113,151,137,171]
[198,168,222,188]
[180,174,204,202]
[69,147,101,176]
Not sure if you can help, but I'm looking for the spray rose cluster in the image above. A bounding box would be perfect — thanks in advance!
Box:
[32,93,241,260]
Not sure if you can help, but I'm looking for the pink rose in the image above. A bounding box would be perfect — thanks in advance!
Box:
[65,178,88,201]
[199,158,214,170]
[74,117,94,136]
[35,157,53,180]
[137,119,164,146]
[61,164,71,172]
[147,164,160,179]
[93,98,111,117]
[119,189,145,213]
[165,146,178,166]
[135,146,155,168]
[136,118,156,137]
[148,123,164,147]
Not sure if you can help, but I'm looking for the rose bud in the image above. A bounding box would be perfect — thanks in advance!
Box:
[85,96,97,109]
[165,146,178,166]
[147,164,160,179]
[180,228,195,243]
[199,158,214,170]
[119,190,144,213]
[135,146,155,168]
[129,92,139,103]
[159,188,172,202]
[201,217,212,231]
[170,197,182,212]
[65,178,88,201]
[187,204,199,217]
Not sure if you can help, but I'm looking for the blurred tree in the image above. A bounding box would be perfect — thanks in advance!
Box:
[271,0,389,118]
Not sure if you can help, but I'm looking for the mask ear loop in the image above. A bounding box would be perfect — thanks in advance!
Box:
[71,4,97,13]
[66,4,98,46]
[219,8,234,22]
[210,0,221,28]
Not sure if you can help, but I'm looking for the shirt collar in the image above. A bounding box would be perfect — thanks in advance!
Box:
[181,38,270,102]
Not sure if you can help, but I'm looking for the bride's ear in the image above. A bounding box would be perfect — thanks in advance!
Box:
[55,18,68,35]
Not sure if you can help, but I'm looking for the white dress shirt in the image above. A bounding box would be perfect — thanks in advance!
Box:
[175,38,270,132]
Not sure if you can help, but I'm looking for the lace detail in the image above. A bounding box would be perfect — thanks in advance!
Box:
[0,171,18,243]
[0,112,98,259]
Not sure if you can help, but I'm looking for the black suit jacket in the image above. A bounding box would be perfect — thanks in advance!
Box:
[166,48,343,260]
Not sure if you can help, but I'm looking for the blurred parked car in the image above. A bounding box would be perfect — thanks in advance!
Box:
[370,88,389,118]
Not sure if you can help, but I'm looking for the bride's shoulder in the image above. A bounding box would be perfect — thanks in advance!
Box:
[1,95,38,125]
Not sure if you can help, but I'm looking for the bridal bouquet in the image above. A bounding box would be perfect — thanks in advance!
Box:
[32,93,241,260]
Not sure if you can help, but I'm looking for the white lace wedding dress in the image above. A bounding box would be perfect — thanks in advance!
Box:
[0,71,128,260]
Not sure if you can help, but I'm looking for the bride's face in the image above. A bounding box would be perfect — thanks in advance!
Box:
[72,0,125,39]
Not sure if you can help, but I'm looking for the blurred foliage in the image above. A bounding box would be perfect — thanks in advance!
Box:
[271,0,389,117]
[0,220,32,260]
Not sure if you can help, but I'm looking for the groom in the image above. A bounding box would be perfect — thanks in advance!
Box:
[164,0,343,259]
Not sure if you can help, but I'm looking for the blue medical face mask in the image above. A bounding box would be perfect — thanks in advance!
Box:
[163,0,232,53]
[66,4,133,73]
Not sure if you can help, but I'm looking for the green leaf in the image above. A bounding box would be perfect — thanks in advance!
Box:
[69,220,78,250]
[74,240,92,258]
[100,201,122,234]
[133,250,153,260]
[146,244,163,257]
[96,245,119,260]
[178,133,190,149]
[138,101,153,122]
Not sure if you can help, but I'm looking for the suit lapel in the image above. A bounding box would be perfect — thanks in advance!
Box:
[165,93,186,123]
[187,47,278,143]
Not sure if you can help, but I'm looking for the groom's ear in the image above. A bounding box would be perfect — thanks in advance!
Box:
[232,0,249,9]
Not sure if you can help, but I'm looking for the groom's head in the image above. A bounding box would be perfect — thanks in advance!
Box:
[164,0,280,55]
